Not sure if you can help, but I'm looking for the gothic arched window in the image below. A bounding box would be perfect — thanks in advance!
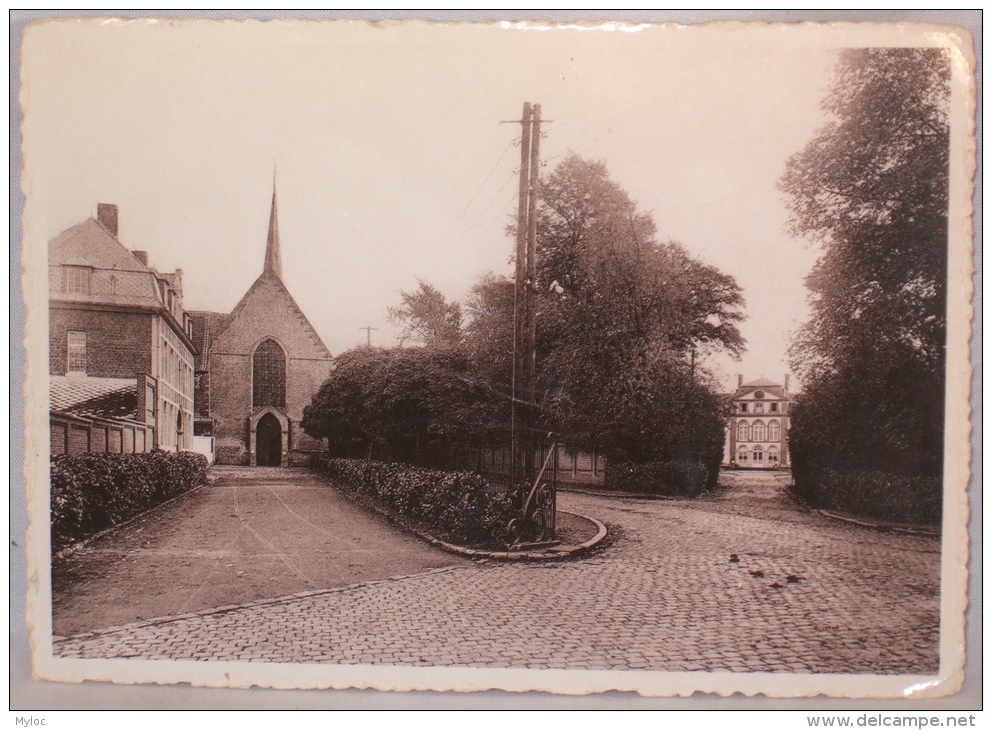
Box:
[738,421,750,442]
[253,338,286,409]
[768,420,781,442]
[752,420,766,442]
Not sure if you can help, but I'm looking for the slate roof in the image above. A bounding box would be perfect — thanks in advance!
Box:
[724,377,790,401]
[742,377,782,388]
[187,311,229,371]
[50,375,139,422]
[49,218,163,308]
[49,218,149,273]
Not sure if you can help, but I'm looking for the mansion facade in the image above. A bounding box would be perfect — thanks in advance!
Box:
[723,376,791,469]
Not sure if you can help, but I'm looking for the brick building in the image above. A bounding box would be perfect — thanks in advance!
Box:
[723,376,791,469]
[49,204,196,455]
[190,186,333,466]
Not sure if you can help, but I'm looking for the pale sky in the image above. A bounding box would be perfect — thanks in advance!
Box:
[23,20,843,393]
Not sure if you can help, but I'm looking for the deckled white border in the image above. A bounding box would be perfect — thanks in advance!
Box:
[18,17,976,702]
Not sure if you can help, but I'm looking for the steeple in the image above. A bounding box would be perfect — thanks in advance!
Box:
[264,174,283,279]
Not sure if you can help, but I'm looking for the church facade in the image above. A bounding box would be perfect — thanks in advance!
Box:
[190,188,334,466]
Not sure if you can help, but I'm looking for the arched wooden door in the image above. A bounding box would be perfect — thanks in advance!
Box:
[256,413,282,466]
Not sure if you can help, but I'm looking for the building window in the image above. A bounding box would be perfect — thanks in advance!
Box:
[770,402,779,412]
[67,331,87,374]
[768,420,781,441]
[737,421,750,442]
[64,266,91,295]
[739,403,748,413]
[145,383,156,423]
[768,447,779,464]
[253,338,286,409]
[754,402,764,413]
[752,446,764,464]
[752,420,766,442]
[737,449,748,463]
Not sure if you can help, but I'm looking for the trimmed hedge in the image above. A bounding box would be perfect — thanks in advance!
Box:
[311,455,515,548]
[51,451,208,552]
[603,460,711,497]
[794,468,942,525]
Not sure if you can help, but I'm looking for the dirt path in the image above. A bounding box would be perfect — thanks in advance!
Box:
[695,469,814,523]
[52,466,467,636]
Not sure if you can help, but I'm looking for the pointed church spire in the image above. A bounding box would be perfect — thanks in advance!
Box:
[264,172,283,279]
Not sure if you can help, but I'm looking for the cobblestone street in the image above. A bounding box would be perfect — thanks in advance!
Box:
[54,470,941,674]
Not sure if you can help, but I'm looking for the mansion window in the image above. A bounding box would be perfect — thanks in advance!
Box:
[754,402,764,413]
[768,420,781,441]
[752,421,766,442]
[64,266,91,295]
[253,338,286,409]
[67,331,87,374]
[752,447,764,464]
[770,402,779,412]
[768,448,779,464]
[737,421,750,441]
[739,403,748,413]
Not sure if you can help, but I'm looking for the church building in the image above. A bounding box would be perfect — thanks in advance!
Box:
[190,186,334,466]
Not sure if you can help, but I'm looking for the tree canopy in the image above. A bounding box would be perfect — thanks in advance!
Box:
[301,345,486,468]
[780,48,950,477]
[466,155,745,464]
[388,279,463,348]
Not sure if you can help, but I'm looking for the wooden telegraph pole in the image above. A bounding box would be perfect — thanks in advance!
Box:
[511,103,531,489]
[510,102,542,489]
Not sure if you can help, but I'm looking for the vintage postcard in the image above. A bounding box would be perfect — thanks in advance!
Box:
[18,17,976,702]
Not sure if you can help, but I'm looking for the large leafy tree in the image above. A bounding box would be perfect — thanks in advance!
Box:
[780,48,950,477]
[301,346,487,468]
[467,155,745,465]
[534,156,744,463]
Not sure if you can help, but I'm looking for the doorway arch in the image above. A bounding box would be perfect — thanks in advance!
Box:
[256,414,281,466]
[249,406,290,467]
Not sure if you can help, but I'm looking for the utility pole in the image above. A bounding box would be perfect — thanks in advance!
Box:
[511,102,532,489]
[510,102,542,488]
[524,103,541,482]
[360,326,377,347]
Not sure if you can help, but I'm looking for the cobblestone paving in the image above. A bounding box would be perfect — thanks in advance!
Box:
[55,474,940,673]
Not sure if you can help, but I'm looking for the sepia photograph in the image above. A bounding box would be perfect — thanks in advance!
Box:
[14,13,978,707]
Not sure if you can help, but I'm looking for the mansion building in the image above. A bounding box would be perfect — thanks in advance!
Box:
[723,376,791,469]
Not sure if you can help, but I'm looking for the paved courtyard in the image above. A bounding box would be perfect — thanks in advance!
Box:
[54,468,941,673]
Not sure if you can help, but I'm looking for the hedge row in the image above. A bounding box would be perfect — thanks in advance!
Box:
[794,468,942,525]
[603,460,711,497]
[311,455,515,548]
[51,451,208,552]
